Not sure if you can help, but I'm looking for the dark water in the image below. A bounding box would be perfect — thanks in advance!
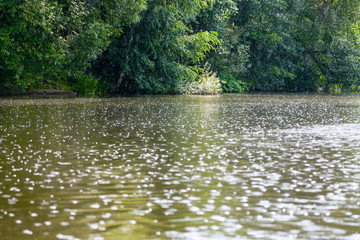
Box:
[0,94,360,240]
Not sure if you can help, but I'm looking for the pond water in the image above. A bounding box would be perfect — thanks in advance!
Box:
[0,94,360,240]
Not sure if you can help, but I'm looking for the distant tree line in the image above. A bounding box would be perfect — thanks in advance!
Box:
[1,0,360,95]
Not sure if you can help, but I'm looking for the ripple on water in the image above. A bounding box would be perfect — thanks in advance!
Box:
[0,94,360,239]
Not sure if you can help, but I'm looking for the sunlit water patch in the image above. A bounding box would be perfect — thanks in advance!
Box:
[0,94,360,239]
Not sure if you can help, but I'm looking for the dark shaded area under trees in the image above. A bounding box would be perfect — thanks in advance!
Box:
[1,0,360,95]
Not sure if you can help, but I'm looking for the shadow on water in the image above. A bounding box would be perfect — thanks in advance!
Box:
[0,94,360,239]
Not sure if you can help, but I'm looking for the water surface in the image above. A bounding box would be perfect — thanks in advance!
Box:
[0,94,360,239]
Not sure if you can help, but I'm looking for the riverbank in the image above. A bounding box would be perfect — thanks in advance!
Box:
[0,89,77,97]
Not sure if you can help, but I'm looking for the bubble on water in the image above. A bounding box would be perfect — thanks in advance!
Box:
[56,233,80,240]
[88,223,99,230]
[90,203,100,209]
[23,229,33,235]
[30,212,38,217]
[189,206,200,213]
[210,225,220,230]
[210,215,226,222]
[8,198,18,205]
[90,236,104,240]
[101,213,111,219]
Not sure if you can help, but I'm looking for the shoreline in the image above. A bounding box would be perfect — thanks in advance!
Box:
[0,89,77,97]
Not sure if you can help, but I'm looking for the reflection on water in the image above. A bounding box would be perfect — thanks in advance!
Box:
[0,94,360,239]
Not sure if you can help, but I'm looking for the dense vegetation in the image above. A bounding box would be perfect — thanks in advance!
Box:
[1,0,360,95]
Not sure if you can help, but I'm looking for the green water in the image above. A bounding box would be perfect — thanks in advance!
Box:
[0,94,360,239]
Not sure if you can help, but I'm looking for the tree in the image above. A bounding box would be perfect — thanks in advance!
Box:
[1,0,359,94]
[0,0,146,92]
[232,0,360,91]
[191,0,250,92]
[93,0,219,94]
[0,0,65,91]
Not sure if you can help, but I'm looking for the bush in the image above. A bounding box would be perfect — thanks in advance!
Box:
[74,74,110,96]
[181,70,222,95]
[219,72,250,93]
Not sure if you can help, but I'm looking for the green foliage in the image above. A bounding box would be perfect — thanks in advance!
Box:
[1,0,360,94]
[181,68,222,95]
[0,0,146,93]
[0,0,64,91]
[193,0,360,92]
[192,0,250,89]
[94,0,220,94]
[219,72,251,93]
[233,0,360,91]
[74,74,110,97]
[95,0,147,28]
